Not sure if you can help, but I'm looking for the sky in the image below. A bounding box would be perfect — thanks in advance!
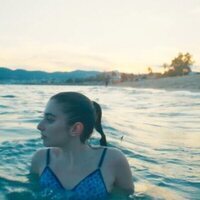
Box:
[0,0,200,74]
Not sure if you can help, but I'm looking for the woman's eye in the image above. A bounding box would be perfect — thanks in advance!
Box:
[45,117,55,123]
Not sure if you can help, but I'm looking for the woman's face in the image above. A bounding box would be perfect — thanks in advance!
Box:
[37,99,70,147]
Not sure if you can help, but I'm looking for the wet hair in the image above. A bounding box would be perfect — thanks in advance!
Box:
[51,92,107,146]
[92,101,107,146]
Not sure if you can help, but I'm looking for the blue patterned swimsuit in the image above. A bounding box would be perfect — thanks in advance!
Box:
[39,148,109,200]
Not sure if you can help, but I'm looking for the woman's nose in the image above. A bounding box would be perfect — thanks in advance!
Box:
[37,120,44,131]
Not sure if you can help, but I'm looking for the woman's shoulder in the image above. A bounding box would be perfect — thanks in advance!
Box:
[106,147,127,163]
[91,146,126,158]
[90,145,125,162]
[31,148,49,174]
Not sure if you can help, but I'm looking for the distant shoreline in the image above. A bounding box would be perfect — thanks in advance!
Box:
[1,74,200,93]
[114,74,200,92]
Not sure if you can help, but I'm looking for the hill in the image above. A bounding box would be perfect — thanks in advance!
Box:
[0,67,100,84]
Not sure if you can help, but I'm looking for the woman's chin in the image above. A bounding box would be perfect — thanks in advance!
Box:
[42,139,50,147]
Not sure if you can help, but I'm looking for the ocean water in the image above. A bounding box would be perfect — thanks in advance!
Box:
[0,85,200,200]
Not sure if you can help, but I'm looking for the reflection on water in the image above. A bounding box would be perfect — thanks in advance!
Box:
[0,85,200,200]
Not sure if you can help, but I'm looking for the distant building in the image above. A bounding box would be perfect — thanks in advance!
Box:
[109,71,121,84]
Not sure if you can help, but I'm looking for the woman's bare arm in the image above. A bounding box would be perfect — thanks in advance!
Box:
[113,149,134,195]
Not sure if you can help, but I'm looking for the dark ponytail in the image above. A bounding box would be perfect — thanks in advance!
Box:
[93,101,107,146]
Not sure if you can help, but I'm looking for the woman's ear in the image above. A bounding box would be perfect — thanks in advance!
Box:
[70,122,84,137]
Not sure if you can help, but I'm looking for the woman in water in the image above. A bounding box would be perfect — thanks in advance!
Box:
[31,92,134,199]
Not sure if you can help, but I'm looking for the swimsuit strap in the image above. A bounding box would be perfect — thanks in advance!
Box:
[46,148,50,166]
[98,148,107,168]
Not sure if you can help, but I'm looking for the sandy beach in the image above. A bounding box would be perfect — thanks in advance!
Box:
[115,74,200,92]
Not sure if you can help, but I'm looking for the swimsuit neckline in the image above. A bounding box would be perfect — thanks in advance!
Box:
[40,166,106,192]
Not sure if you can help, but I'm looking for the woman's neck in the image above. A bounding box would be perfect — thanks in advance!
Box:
[57,140,91,167]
